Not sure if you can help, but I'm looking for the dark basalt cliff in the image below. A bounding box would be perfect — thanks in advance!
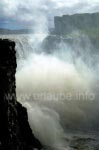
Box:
[0,39,42,150]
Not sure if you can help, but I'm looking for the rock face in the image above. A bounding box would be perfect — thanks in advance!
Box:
[0,39,42,150]
[54,12,99,35]
[43,12,99,53]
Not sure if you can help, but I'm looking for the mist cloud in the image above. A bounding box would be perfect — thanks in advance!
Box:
[0,0,99,148]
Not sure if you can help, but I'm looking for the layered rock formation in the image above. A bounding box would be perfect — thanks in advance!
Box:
[0,39,42,150]
[43,12,99,53]
[54,12,99,35]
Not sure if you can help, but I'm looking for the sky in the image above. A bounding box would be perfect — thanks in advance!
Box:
[0,0,99,29]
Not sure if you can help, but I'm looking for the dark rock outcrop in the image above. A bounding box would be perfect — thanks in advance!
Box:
[0,39,42,150]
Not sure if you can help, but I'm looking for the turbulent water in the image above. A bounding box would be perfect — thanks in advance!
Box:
[0,34,99,150]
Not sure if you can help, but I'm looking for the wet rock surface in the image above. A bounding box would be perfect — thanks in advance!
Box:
[0,39,42,150]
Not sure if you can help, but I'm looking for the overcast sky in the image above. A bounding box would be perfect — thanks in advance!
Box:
[0,0,99,29]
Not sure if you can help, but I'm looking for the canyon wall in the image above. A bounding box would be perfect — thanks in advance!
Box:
[0,39,42,150]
